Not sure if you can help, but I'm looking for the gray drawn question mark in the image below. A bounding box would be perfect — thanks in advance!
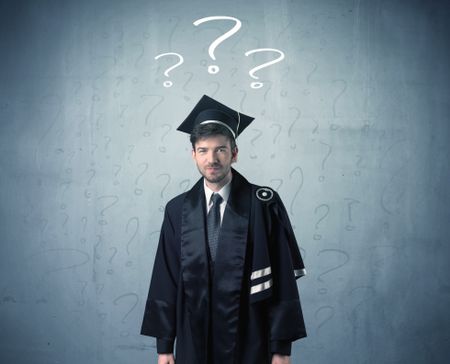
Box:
[355,154,363,176]
[271,124,282,144]
[270,123,282,159]
[313,204,330,240]
[193,16,242,74]
[113,164,121,186]
[80,216,87,244]
[113,292,139,337]
[348,286,376,340]
[179,179,191,192]
[317,249,350,286]
[86,169,96,185]
[332,79,347,119]
[141,94,164,126]
[207,81,221,97]
[182,71,194,95]
[96,195,119,225]
[304,61,318,95]
[154,53,184,87]
[249,129,263,159]
[315,305,335,341]
[270,179,283,191]
[288,107,301,150]
[78,280,88,306]
[125,217,139,267]
[344,198,360,231]
[318,141,332,182]
[289,166,304,216]
[94,235,102,260]
[157,173,171,199]
[107,247,118,274]
[135,162,149,195]
[104,136,112,158]
[132,43,145,68]
[244,48,285,89]
[263,81,273,102]
[159,124,172,152]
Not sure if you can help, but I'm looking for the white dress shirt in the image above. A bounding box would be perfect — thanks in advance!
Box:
[203,177,232,225]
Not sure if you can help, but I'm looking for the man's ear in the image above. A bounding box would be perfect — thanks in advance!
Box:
[191,149,196,160]
[231,147,238,163]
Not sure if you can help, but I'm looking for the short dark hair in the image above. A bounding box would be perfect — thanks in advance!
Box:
[190,123,237,151]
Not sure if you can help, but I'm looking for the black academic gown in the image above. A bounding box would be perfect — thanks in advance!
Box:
[141,168,307,364]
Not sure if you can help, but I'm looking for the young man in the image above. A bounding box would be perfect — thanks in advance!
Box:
[141,95,307,364]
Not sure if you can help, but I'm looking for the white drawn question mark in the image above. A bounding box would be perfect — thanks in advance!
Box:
[154,52,184,88]
[193,16,242,74]
[244,48,285,89]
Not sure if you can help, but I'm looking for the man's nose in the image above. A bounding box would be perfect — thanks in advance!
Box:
[206,151,218,163]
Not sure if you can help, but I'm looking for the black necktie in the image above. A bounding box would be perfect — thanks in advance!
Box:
[207,193,223,264]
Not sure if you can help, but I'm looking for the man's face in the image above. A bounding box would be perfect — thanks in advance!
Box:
[192,135,238,185]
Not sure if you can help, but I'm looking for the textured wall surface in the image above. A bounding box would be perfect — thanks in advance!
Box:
[1,0,449,363]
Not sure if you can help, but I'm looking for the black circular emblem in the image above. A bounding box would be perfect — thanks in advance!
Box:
[256,187,273,201]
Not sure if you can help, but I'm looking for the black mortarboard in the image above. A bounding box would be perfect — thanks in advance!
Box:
[177,95,254,139]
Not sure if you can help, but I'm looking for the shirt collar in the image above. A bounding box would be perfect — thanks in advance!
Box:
[204,176,232,205]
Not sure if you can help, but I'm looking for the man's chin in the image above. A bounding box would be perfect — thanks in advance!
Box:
[204,175,225,184]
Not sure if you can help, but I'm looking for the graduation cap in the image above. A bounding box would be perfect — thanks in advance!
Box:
[177,95,254,139]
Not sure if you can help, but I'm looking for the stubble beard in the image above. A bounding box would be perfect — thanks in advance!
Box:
[198,164,231,184]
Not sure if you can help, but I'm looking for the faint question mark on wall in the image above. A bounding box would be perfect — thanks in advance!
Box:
[80,216,87,244]
[113,164,121,186]
[107,247,118,274]
[315,305,335,341]
[78,280,88,306]
[318,141,332,182]
[154,53,184,88]
[348,285,376,340]
[289,166,304,217]
[207,81,221,97]
[332,79,347,119]
[244,48,285,89]
[94,234,102,260]
[270,178,283,191]
[193,16,242,74]
[135,162,149,195]
[355,154,363,176]
[313,204,330,240]
[288,107,301,150]
[179,179,191,192]
[270,123,282,158]
[97,195,119,225]
[249,129,263,159]
[159,124,172,152]
[157,173,171,205]
[182,71,194,97]
[104,136,112,159]
[344,198,360,231]
[125,217,139,267]
[304,61,318,95]
[317,249,350,292]
[113,292,139,337]
[141,94,164,126]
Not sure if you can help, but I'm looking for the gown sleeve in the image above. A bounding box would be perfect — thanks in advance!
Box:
[141,206,179,354]
[267,191,307,355]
